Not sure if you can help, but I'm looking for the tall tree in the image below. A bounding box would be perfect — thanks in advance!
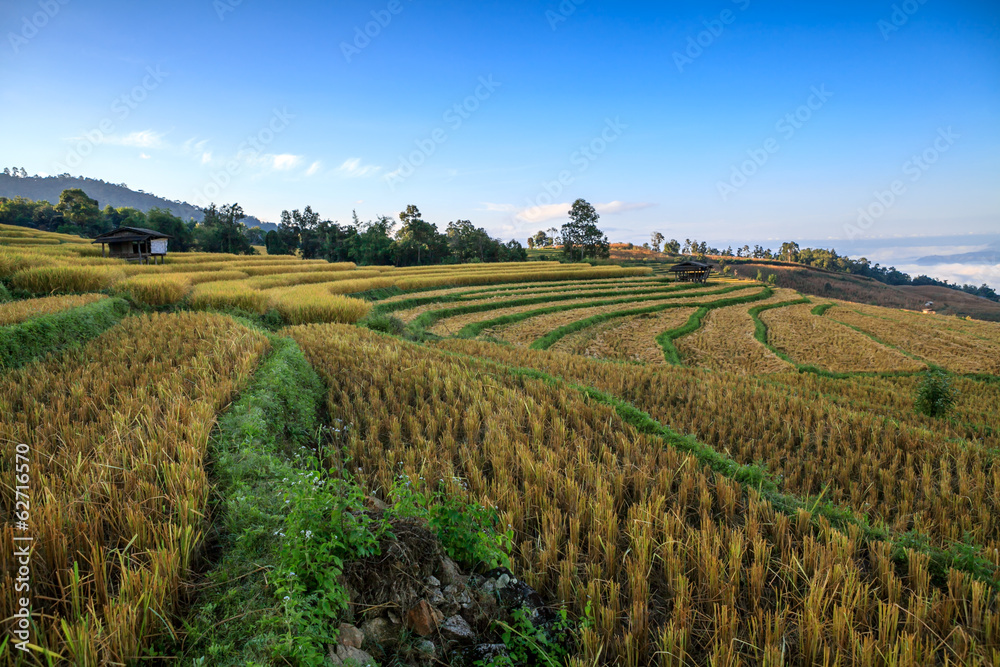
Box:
[395,205,448,265]
[56,188,105,237]
[561,199,609,261]
[197,203,255,254]
[650,231,664,253]
[146,207,194,251]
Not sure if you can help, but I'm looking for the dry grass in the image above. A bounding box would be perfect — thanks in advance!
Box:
[763,302,926,373]
[435,339,1000,556]
[0,293,107,325]
[550,307,699,362]
[0,312,268,663]
[676,288,800,374]
[829,302,1000,374]
[288,325,998,666]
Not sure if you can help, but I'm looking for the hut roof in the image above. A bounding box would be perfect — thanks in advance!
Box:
[668,261,712,272]
[92,226,172,243]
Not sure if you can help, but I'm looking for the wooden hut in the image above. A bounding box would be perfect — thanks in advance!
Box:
[92,227,171,264]
[668,260,713,283]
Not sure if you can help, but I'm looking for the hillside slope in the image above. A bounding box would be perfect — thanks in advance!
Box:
[0,174,273,230]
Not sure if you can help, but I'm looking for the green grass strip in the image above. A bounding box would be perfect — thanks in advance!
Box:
[447,284,755,341]
[811,302,834,316]
[533,286,772,351]
[383,279,712,318]
[655,287,776,364]
[0,297,130,371]
[173,335,326,665]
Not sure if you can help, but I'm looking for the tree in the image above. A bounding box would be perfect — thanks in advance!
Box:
[561,199,609,261]
[147,208,194,252]
[547,227,560,246]
[395,205,448,265]
[650,231,664,253]
[351,213,395,265]
[56,188,106,237]
[779,241,800,262]
[527,237,535,249]
[197,203,255,254]
[532,230,548,248]
[664,238,680,254]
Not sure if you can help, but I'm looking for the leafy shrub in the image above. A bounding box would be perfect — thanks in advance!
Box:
[363,313,406,336]
[391,476,513,570]
[0,282,10,302]
[915,369,956,418]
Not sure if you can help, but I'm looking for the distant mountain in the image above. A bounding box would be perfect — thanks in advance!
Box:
[0,173,276,231]
[915,242,999,265]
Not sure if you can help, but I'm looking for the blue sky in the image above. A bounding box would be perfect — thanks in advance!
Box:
[2,0,998,251]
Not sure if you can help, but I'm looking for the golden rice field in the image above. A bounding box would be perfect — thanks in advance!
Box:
[3,224,999,666]
[0,312,268,663]
[0,237,651,324]
[549,307,699,362]
[673,287,798,374]
[762,302,926,373]
[827,301,1000,374]
[0,293,106,325]
[291,324,999,666]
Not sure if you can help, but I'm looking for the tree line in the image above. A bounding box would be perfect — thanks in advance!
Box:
[264,204,527,266]
[0,189,530,267]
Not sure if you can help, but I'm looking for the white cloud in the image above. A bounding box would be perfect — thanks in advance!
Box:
[596,201,656,215]
[337,157,381,178]
[200,151,212,164]
[512,200,656,224]
[139,153,151,160]
[105,129,165,148]
[480,202,517,213]
[271,154,303,171]
[306,160,322,176]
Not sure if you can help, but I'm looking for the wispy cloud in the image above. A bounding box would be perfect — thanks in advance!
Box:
[270,154,303,171]
[86,129,166,148]
[139,152,151,160]
[305,160,322,176]
[480,202,517,213]
[511,200,656,224]
[337,157,381,178]
[596,201,656,215]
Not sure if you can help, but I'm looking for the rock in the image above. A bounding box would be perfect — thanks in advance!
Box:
[426,575,441,587]
[427,586,447,607]
[495,572,511,589]
[328,644,376,666]
[338,623,364,649]
[465,643,509,662]
[406,599,443,637]
[441,615,475,643]
[415,639,436,655]
[437,556,463,586]
[360,617,397,646]
[366,495,388,511]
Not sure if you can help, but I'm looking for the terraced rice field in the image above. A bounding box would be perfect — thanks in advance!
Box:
[675,288,800,374]
[4,224,999,666]
[827,302,1000,374]
[550,307,700,362]
[763,302,926,373]
[0,293,106,325]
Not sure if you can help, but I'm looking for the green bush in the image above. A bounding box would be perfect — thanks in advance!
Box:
[0,282,11,303]
[915,369,957,418]
[363,313,406,336]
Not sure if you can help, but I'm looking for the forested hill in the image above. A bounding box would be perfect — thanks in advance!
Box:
[0,173,272,229]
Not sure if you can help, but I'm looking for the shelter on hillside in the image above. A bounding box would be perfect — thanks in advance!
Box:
[92,227,170,264]
[668,260,713,283]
